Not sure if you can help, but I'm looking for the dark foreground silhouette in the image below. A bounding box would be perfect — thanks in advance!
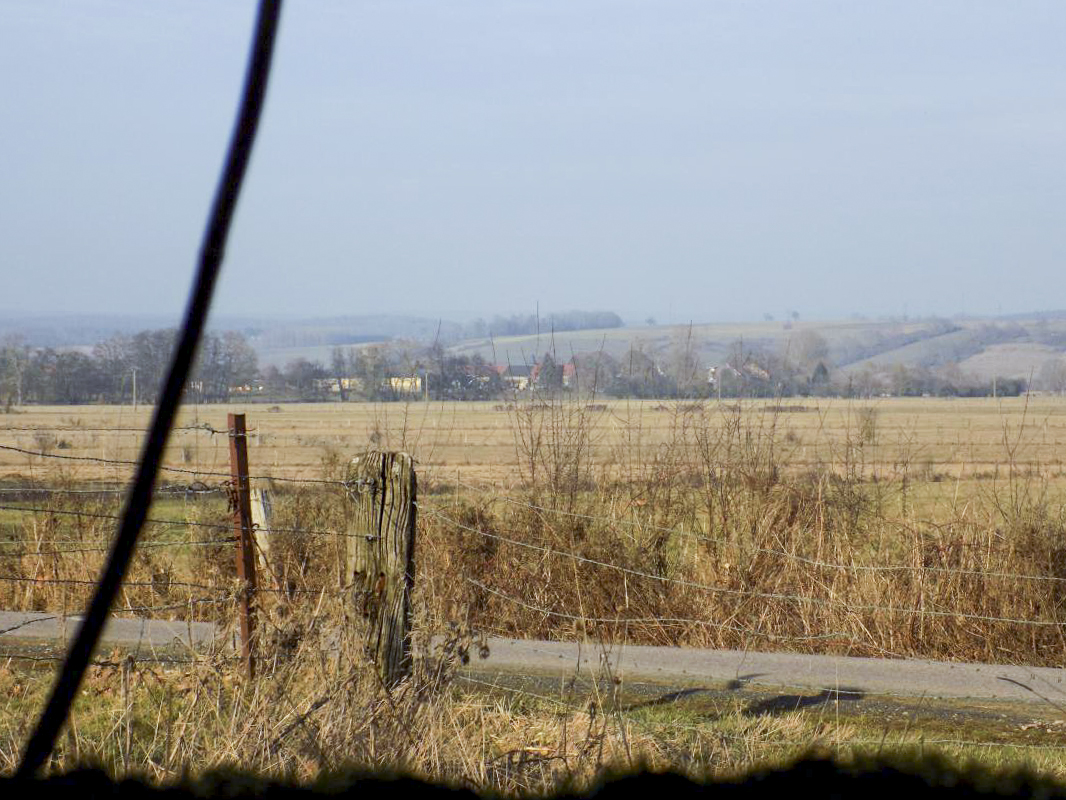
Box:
[3,756,1066,800]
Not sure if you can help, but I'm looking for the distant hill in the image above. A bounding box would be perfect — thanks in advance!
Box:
[0,313,182,347]
[448,315,1066,381]
[0,312,289,348]
[5,311,1066,383]
[251,315,462,350]
[446,318,944,367]
[0,312,463,361]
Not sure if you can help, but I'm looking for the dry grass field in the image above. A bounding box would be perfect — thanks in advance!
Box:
[4,395,1066,654]
[4,395,1066,486]
[3,396,1066,786]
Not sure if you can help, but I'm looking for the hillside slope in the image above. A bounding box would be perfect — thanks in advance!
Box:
[447,316,1066,382]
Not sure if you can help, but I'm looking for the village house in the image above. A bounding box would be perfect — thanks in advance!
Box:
[494,364,533,391]
[387,376,423,396]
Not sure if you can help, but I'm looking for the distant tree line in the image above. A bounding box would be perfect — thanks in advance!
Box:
[0,329,258,407]
[2,321,1056,408]
[462,310,624,339]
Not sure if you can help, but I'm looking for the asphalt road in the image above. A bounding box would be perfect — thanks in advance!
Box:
[464,638,1066,705]
[3,609,1065,706]
[0,610,225,659]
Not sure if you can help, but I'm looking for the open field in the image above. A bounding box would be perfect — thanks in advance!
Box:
[3,396,1066,656]
[3,397,1066,785]
[4,398,1066,542]
[5,396,1066,650]
[4,396,1066,485]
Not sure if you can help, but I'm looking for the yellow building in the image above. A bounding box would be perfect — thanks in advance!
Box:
[386,376,423,395]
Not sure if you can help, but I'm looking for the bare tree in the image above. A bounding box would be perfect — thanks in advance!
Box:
[0,335,29,408]
[331,347,352,401]
[789,330,829,369]
[1039,357,1066,395]
[669,325,702,396]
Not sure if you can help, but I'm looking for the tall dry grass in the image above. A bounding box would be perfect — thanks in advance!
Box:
[420,397,1066,665]
[5,398,1065,663]
[3,397,1066,787]
[0,573,803,791]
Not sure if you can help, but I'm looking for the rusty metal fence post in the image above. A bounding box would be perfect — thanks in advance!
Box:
[228,413,258,678]
[345,451,416,687]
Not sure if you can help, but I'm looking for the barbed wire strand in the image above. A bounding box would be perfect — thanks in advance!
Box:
[439,484,1066,585]
[0,424,223,434]
[424,507,1066,628]
[0,502,359,540]
[464,578,855,644]
[0,597,239,637]
[0,652,222,667]
[0,485,225,496]
[4,488,1059,621]
[0,442,345,485]
[0,570,327,597]
[18,485,1064,584]
[0,538,237,557]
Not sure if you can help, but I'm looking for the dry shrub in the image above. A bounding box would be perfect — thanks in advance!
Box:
[0,492,243,623]
[262,485,346,595]
[417,397,1066,665]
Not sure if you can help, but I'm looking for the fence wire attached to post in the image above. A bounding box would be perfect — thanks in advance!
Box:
[229,413,258,679]
[345,451,416,687]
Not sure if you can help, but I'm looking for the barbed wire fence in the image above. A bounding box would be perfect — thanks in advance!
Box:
[4,412,1066,768]
[415,503,1066,641]
[5,418,1066,655]
[0,417,360,681]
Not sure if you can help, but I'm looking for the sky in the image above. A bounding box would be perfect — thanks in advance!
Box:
[1,1,1064,326]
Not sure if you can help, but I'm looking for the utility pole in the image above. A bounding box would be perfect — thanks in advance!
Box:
[131,367,138,412]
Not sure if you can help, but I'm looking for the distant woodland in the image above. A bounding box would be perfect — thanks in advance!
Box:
[3,314,1062,407]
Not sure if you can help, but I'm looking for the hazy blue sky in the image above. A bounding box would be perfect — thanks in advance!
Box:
[2,1,1064,324]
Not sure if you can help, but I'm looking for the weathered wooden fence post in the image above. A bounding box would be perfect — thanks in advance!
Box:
[228,413,258,679]
[250,486,276,591]
[345,451,416,686]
